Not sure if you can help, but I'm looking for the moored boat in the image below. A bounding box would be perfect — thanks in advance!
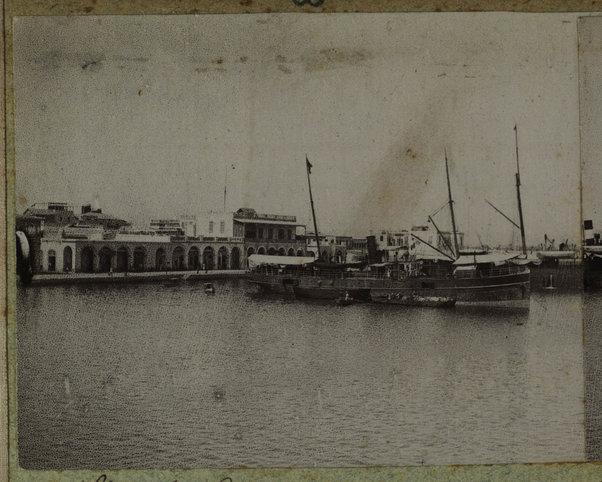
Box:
[245,254,314,294]
[246,143,532,306]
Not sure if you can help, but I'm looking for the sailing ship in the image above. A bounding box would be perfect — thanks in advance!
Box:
[246,139,531,306]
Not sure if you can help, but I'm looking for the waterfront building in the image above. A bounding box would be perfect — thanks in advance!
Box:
[234,208,307,260]
[19,202,323,274]
[23,202,78,227]
[409,225,464,259]
[306,232,348,262]
[351,238,368,251]
[196,211,243,239]
[79,203,130,230]
[36,230,244,273]
[149,219,186,236]
[335,235,353,249]
[19,202,245,274]
[371,226,464,262]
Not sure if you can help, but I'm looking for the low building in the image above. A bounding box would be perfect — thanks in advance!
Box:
[370,226,464,262]
[37,234,244,273]
[233,208,307,261]
[196,211,243,239]
[351,238,368,251]
[409,225,463,259]
[23,202,78,227]
[306,232,348,262]
[149,219,186,236]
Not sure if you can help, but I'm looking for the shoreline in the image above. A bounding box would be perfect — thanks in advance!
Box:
[24,265,585,291]
[28,270,247,286]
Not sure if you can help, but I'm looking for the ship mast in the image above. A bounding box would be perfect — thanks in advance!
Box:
[306,156,321,259]
[445,150,460,258]
[514,125,527,256]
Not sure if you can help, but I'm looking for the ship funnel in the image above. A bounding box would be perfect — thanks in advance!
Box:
[584,220,595,246]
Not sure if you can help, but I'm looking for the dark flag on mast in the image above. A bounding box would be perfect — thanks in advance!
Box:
[305,155,321,256]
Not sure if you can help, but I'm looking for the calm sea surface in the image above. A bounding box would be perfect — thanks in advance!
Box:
[17,280,584,469]
[585,290,602,461]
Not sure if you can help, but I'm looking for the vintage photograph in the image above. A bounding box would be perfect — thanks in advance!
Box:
[10,11,599,470]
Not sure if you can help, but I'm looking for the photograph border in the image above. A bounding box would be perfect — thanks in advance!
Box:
[4,1,602,480]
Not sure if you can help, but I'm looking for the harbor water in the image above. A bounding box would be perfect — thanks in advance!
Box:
[17,280,584,469]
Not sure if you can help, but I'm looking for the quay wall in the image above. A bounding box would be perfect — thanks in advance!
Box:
[29,270,246,286]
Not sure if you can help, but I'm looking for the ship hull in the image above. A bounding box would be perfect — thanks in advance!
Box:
[296,271,530,303]
[246,270,530,304]
[293,285,371,300]
[371,272,530,303]
[245,274,298,294]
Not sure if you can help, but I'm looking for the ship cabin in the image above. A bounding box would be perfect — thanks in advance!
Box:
[366,260,428,279]
[451,253,526,278]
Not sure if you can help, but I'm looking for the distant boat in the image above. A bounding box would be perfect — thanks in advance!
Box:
[204,283,216,294]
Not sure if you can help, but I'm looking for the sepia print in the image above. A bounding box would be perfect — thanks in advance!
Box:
[6,7,602,479]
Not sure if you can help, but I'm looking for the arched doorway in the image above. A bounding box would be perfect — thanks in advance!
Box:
[231,247,241,269]
[278,247,286,256]
[217,246,229,270]
[63,246,73,272]
[246,247,255,258]
[307,250,315,259]
[116,247,129,272]
[172,246,185,270]
[47,250,56,272]
[267,247,276,255]
[99,247,113,273]
[188,247,200,270]
[321,250,329,262]
[296,249,304,256]
[155,248,166,270]
[203,247,214,270]
[133,247,145,271]
[81,247,94,273]
[335,250,343,263]
[287,248,295,256]
[257,247,266,255]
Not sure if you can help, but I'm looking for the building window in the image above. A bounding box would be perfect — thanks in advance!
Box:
[287,229,292,240]
[259,228,264,239]
[209,221,214,233]
[220,221,225,234]
[48,249,56,272]
[268,228,273,239]
[278,228,285,240]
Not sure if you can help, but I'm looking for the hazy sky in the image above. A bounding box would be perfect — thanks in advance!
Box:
[580,16,602,234]
[14,13,585,246]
